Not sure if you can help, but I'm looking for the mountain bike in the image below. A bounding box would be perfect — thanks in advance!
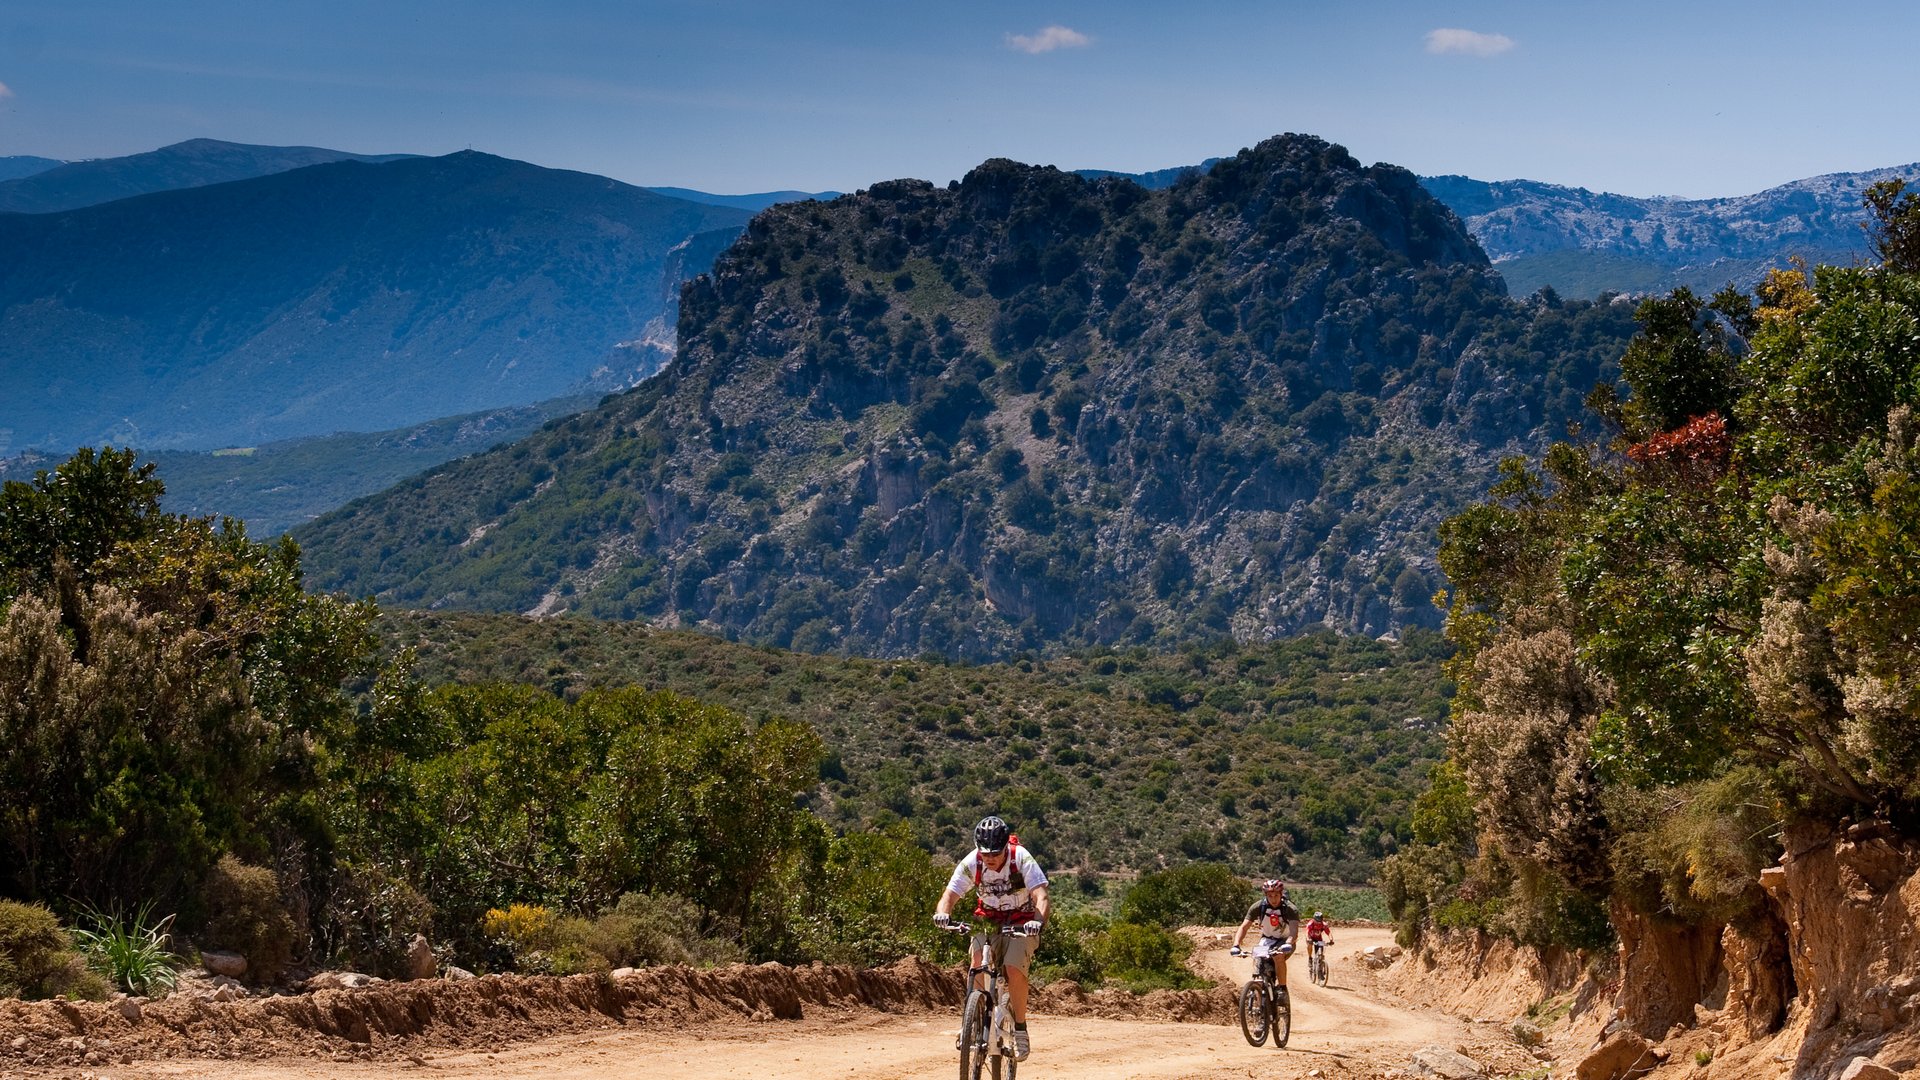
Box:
[942,920,1037,1080]
[1308,938,1330,987]
[1230,942,1291,1048]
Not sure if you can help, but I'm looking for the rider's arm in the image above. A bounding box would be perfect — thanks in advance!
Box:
[935,887,965,918]
[1231,916,1254,950]
[1284,917,1301,945]
[1030,883,1051,925]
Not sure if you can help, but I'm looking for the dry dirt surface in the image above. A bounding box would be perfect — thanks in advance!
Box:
[0,928,1541,1079]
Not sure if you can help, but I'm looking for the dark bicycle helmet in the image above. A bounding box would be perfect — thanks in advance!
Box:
[975,816,1011,853]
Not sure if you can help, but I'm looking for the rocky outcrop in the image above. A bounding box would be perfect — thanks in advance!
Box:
[1391,823,1920,1080]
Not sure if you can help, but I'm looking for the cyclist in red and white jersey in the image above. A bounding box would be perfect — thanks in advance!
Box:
[933,816,1051,1061]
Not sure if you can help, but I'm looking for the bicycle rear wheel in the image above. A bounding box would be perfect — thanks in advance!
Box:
[959,990,991,1080]
[1238,980,1270,1046]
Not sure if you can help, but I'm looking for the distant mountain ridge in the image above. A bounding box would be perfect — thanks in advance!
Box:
[0,151,750,452]
[296,133,1639,658]
[0,138,417,214]
[646,186,839,212]
[0,155,65,182]
[1421,163,1920,297]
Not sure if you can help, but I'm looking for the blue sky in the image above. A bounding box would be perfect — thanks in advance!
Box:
[2,0,1916,198]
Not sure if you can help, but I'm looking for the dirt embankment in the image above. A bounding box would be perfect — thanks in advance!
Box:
[0,954,1234,1072]
[1388,822,1920,1080]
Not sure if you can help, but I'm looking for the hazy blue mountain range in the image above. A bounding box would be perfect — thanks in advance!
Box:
[1075,158,1224,190]
[0,151,752,453]
[646,186,840,212]
[0,155,65,182]
[0,396,591,536]
[1421,164,1920,297]
[295,134,1639,658]
[0,138,417,214]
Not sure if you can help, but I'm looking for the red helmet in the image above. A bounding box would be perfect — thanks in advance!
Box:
[1262,878,1285,892]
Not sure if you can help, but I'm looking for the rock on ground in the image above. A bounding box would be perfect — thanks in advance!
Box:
[1576,1030,1658,1080]
[1410,1044,1483,1078]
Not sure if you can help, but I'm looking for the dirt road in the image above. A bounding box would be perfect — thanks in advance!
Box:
[72,928,1498,1080]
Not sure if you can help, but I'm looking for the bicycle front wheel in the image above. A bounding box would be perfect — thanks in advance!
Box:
[959,990,992,1080]
[1238,980,1270,1046]
[1273,985,1291,1048]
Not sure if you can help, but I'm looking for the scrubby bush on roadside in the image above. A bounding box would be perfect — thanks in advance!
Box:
[1089,921,1205,991]
[0,900,108,1001]
[200,855,297,983]
[1116,863,1248,927]
[322,863,435,977]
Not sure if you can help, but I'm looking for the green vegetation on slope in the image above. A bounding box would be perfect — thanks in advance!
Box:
[384,610,1453,884]
[300,135,1639,659]
[1383,181,1920,950]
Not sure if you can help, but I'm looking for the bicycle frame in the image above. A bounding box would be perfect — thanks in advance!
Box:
[946,921,1035,1079]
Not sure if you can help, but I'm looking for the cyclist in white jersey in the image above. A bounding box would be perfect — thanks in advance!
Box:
[933,816,1051,1061]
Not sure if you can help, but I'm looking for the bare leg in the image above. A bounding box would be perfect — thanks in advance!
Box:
[1007,964,1029,1023]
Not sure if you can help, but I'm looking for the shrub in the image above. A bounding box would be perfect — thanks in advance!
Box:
[201,855,296,983]
[70,905,181,997]
[1117,864,1248,927]
[482,903,557,971]
[1089,921,1205,991]
[0,900,107,1001]
[551,892,742,973]
[324,863,435,977]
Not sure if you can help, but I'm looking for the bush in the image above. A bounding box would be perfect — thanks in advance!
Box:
[201,855,296,983]
[1117,864,1249,927]
[1029,911,1106,985]
[482,903,557,971]
[325,863,435,977]
[1089,921,1205,991]
[0,900,107,1001]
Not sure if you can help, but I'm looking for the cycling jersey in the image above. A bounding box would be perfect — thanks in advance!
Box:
[1305,918,1331,942]
[1245,897,1301,941]
[945,846,1049,922]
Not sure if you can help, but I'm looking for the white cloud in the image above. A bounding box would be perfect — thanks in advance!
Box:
[0,81,13,99]
[1424,28,1516,57]
[1006,26,1090,55]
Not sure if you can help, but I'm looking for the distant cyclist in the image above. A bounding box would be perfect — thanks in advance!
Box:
[1229,878,1301,1002]
[1305,910,1333,949]
[933,816,1051,1061]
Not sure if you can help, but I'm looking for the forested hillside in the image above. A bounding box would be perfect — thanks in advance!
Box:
[0,151,749,452]
[298,134,1638,657]
[383,610,1452,882]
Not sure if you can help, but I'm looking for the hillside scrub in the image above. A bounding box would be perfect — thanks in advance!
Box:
[1385,182,1920,964]
[383,610,1453,882]
[2,448,1394,988]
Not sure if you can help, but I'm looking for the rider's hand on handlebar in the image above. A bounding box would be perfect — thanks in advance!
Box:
[1021,919,1044,936]
[933,912,955,930]
[1228,945,1243,957]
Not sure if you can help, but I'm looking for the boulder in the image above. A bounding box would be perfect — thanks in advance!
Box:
[405,934,436,980]
[1575,1031,1658,1080]
[445,965,477,981]
[305,971,378,991]
[1838,1059,1899,1080]
[1410,1045,1482,1078]
[200,950,248,978]
[116,998,142,1024]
